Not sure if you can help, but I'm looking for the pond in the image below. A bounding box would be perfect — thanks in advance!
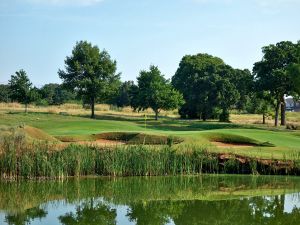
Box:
[0,175,300,225]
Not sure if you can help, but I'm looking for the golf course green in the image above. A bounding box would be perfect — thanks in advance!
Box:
[1,111,300,160]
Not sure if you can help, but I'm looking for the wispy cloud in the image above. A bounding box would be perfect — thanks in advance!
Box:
[25,0,104,6]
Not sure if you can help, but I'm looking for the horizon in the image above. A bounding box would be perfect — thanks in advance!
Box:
[1,0,300,86]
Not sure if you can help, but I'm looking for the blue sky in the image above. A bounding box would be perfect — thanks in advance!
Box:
[0,0,300,86]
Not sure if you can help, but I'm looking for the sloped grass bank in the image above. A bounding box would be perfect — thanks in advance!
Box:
[0,125,58,143]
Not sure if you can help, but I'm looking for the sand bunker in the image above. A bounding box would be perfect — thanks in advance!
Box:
[212,141,255,148]
[76,139,125,146]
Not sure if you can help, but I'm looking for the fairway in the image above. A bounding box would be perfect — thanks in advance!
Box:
[1,111,300,160]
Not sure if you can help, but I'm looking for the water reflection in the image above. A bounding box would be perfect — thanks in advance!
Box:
[59,199,116,225]
[5,207,47,225]
[0,175,300,225]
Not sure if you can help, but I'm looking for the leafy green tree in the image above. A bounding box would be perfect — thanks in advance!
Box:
[172,54,244,122]
[132,65,184,120]
[216,67,240,122]
[172,54,224,120]
[232,69,253,111]
[253,41,300,126]
[247,92,274,124]
[287,63,300,94]
[113,81,135,107]
[54,86,76,105]
[58,41,120,118]
[128,83,140,111]
[8,70,35,112]
[0,84,11,102]
[40,83,76,105]
[40,83,59,105]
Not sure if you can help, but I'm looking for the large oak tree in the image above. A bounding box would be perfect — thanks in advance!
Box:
[172,54,249,122]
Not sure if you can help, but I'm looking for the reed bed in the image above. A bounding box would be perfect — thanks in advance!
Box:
[1,132,300,179]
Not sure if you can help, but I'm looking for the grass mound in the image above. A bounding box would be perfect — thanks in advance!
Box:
[206,133,275,147]
[57,132,184,145]
[0,125,58,142]
[24,126,58,142]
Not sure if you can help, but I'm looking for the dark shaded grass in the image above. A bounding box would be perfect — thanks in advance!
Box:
[56,132,184,145]
[206,133,275,147]
[135,120,252,132]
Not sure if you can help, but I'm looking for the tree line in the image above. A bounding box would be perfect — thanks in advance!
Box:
[1,40,300,125]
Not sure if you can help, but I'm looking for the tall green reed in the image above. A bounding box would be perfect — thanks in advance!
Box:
[1,135,299,179]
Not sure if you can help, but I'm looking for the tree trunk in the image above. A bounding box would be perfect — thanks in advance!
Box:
[155,110,159,121]
[202,112,207,121]
[275,101,280,127]
[25,103,28,113]
[280,95,286,126]
[263,113,266,124]
[91,97,95,119]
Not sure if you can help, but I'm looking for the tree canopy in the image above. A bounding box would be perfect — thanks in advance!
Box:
[172,54,248,122]
[8,70,36,112]
[58,41,120,118]
[2,39,300,126]
[39,83,76,105]
[111,81,135,107]
[0,84,11,103]
[132,65,184,120]
[253,41,300,126]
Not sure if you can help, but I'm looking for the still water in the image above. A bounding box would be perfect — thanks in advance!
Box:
[0,175,300,225]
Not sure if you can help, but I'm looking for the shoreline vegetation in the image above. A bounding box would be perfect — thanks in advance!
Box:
[1,108,300,179]
[1,131,300,180]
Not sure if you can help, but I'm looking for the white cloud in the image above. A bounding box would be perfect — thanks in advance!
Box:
[26,0,104,6]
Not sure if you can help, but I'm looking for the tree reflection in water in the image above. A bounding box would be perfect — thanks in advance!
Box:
[126,196,300,225]
[5,207,47,225]
[127,201,185,225]
[1,176,300,225]
[59,198,116,225]
[56,195,300,225]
